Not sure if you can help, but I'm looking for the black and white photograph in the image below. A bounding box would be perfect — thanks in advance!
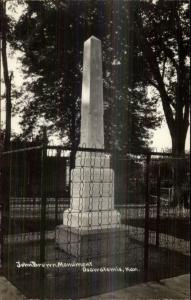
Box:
[0,0,190,299]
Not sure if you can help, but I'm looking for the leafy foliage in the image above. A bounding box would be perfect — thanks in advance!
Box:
[130,0,190,154]
[10,0,165,151]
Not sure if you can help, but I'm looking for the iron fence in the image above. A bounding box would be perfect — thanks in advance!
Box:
[0,139,190,298]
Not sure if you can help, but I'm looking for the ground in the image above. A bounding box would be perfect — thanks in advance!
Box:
[0,274,190,299]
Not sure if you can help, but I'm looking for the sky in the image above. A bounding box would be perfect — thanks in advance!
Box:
[0,1,190,151]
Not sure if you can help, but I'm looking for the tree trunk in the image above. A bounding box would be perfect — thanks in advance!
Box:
[1,1,11,150]
[171,128,187,156]
[170,121,188,207]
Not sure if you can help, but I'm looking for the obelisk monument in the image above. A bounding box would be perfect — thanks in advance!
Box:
[56,36,126,259]
[80,36,104,149]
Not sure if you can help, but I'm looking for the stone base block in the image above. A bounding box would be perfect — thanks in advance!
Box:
[71,167,114,183]
[63,209,120,229]
[71,196,114,211]
[75,151,110,168]
[56,225,128,265]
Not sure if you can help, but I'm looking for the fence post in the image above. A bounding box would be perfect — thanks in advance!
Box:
[0,142,2,273]
[40,127,47,263]
[39,127,48,299]
[0,139,2,273]
[55,150,60,227]
[144,154,150,282]
[156,164,161,247]
[0,146,10,274]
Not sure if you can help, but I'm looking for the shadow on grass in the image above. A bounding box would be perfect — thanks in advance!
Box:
[2,237,190,299]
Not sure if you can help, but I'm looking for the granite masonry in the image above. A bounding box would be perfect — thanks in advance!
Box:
[56,36,127,265]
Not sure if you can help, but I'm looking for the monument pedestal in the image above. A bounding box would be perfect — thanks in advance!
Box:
[56,225,128,266]
[56,150,126,266]
[55,37,127,268]
[62,151,121,229]
[62,209,121,229]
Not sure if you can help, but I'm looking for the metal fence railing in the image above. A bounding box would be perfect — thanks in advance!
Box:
[0,136,190,298]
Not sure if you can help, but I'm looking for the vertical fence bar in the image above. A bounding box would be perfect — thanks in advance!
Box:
[156,165,161,247]
[1,151,10,277]
[40,127,47,263]
[144,154,150,282]
[0,145,3,274]
[2,154,10,236]
[39,128,47,300]
[55,150,60,227]
[0,203,2,274]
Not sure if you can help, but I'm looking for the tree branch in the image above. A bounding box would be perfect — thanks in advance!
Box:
[161,44,178,71]
[173,6,186,105]
[135,14,175,137]
[161,56,166,79]
[183,101,190,128]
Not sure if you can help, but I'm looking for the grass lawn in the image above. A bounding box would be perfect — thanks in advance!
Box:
[122,217,190,241]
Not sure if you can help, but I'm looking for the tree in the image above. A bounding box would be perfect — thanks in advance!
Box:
[10,0,160,152]
[131,0,190,156]
[128,0,190,206]
[0,0,12,149]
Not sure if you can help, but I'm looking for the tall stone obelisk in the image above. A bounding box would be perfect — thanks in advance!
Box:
[80,36,104,149]
[56,36,125,259]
